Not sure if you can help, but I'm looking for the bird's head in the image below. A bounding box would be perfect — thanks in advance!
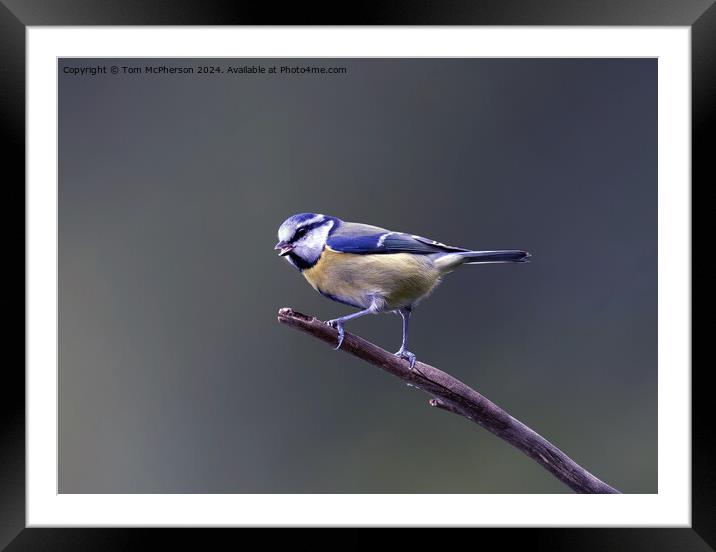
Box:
[275,213,339,270]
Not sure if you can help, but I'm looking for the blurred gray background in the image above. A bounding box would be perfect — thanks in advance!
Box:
[58,58,656,493]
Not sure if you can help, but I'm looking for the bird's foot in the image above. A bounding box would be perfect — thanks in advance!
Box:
[395,347,416,370]
[326,319,345,350]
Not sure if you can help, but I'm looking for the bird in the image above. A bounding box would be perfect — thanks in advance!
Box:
[275,213,530,368]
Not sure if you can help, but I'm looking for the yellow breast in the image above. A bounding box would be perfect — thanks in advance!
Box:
[302,247,442,310]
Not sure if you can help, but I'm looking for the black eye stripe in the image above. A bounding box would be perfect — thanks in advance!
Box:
[292,220,324,240]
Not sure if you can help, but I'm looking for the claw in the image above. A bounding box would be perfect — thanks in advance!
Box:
[395,348,416,370]
[334,325,345,350]
[326,319,345,350]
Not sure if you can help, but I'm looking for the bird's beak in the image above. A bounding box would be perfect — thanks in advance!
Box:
[275,240,294,257]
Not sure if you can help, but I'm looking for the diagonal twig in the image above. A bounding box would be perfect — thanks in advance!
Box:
[277,307,620,494]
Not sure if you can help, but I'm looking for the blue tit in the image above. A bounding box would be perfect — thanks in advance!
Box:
[275,213,530,368]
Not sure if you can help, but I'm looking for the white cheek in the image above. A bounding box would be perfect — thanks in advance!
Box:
[302,232,324,250]
[300,220,334,251]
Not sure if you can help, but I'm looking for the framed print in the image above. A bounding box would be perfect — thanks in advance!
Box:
[6,0,707,549]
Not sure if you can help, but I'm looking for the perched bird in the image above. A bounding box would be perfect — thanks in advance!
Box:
[275,213,530,368]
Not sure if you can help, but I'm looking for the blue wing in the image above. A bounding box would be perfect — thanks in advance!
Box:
[327,221,468,255]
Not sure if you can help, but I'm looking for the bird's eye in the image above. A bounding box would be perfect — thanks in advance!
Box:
[294,227,308,240]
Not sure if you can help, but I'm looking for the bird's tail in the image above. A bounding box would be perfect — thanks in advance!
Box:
[435,250,531,272]
[461,250,531,264]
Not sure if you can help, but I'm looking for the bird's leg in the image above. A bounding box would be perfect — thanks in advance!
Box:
[326,307,375,350]
[395,307,416,369]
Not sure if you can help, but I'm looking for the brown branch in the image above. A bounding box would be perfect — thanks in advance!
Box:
[277,307,620,494]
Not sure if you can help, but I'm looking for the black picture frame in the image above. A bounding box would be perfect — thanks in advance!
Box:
[5,1,707,549]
